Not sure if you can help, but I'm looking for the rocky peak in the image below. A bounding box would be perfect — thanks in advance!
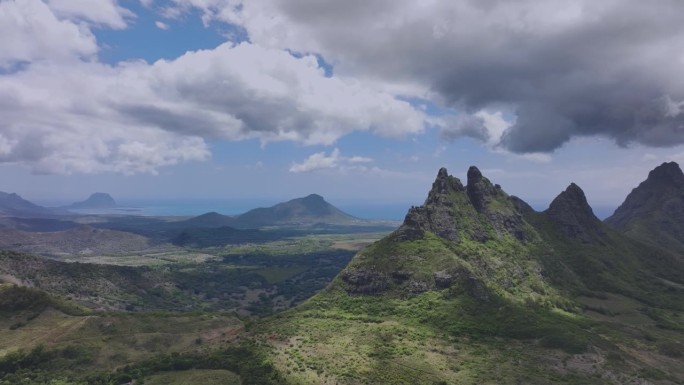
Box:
[605,161,684,252]
[399,166,534,243]
[426,167,464,205]
[645,162,684,188]
[546,183,604,243]
[466,166,497,213]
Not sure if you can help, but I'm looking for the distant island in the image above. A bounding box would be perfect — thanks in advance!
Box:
[67,193,118,210]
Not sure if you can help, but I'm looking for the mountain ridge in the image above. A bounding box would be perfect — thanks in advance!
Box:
[0,191,57,218]
[254,164,684,384]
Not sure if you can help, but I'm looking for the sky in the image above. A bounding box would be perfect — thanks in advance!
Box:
[1,0,684,217]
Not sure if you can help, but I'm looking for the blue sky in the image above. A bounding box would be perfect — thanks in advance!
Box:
[2,0,684,219]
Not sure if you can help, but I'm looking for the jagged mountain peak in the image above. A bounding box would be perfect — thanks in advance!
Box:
[646,161,684,186]
[545,182,604,243]
[399,166,533,243]
[552,183,591,209]
[467,165,483,181]
[606,161,684,252]
[426,167,464,205]
[466,166,497,213]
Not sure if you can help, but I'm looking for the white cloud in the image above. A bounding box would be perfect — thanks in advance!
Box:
[0,38,425,174]
[0,0,98,68]
[289,148,341,173]
[47,0,133,29]
[289,148,375,173]
[155,20,170,30]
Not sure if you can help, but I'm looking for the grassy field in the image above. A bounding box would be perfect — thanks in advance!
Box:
[253,285,684,385]
[0,308,243,369]
[58,250,221,266]
[145,369,241,385]
[218,232,389,256]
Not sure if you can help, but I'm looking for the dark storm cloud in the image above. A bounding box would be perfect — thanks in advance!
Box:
[234,0,684,152]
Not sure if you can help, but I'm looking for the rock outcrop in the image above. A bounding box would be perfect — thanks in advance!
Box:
[545,183,605,243]
[397,166,533,243]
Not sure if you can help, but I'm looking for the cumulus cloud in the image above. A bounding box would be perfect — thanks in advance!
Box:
[1,11,425,175]
[155,20,170,30]
[0,0,98,68]
[289,148,373,173]
[47,0,133,29]
[192,0,684,153]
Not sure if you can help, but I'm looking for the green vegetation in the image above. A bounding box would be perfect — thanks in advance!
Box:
[1,165,684,384]
[0,343,284,385]
[145,369,241,385]
[249,166,684,384]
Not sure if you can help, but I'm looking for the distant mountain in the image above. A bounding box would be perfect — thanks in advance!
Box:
[605,161,684,253]
[255,166,684,384]
[0,191,56,218]
[68,193,118,209]
[237,194,360,227]
[181,194,361,229]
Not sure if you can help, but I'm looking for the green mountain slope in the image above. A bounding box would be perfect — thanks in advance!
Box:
[254,166,684,384]
[606,161,684,254]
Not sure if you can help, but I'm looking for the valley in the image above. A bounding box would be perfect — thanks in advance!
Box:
[0,165,683,384]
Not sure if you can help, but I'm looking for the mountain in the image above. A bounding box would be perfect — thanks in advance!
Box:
[0,191,56,218]
[253,166,684,384]
[606,161,684,253]
[237,193,360,227]
[68,192,118,209]
[181,211,237,228]
[180,194,361,229]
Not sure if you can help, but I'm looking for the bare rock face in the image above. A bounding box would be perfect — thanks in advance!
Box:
[340,267,390,295]
[433,271,454,289]
[466,166,497,213]
[396,167,465,242]
[545,183,605,244]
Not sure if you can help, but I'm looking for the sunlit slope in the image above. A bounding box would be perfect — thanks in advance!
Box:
[256,166,684,385]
